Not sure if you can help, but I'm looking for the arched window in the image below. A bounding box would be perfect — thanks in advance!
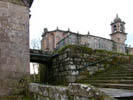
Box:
[113,25,117,32]
[120,24,123,32]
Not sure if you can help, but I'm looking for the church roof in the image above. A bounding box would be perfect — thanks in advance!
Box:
[42,27,74,37]
[111,14,125,25]
[113,14,122,23]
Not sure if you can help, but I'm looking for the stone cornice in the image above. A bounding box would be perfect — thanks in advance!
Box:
[110,32,128,36]
[0,0,33,7]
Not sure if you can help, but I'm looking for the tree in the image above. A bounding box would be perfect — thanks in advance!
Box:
[30,38,41,50]
[30,38,41,81]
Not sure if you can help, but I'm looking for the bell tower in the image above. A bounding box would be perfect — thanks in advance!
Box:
[110,14,127,44]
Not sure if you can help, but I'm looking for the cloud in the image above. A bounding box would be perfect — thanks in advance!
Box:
[30,0,133,46]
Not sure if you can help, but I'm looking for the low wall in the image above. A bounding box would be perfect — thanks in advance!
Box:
[29,83,116,100]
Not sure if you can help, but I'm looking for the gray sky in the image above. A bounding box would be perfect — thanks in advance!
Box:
[30,0,133,47]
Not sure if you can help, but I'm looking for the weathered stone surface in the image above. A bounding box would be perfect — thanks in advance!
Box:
[29,83,68,100]
[0,0,30,97]
[0,0,33,7]
[29,83,117,100]
[46,46,129,85]
[99,88,133,98]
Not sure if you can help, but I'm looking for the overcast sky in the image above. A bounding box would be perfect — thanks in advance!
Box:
[30,0,133,47]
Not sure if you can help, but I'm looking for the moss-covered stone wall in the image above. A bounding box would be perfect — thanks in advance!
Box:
[44,45,129,85]
[129,55,133,64]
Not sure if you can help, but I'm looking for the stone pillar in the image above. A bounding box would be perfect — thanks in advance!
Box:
[0,0,32,97]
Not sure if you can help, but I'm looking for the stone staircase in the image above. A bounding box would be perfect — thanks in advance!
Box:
[78,63,133,99]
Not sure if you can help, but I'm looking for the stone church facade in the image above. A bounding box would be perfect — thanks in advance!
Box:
[41,15,133,54]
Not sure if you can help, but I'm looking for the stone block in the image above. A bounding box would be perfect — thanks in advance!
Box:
[29,83,39,94]
[76,65,84,69]
[0,1,8,9]
[74,96,89,100]
[38,86,49,97]
[62,53,67,59]
[38,96,50,100]
[68,83,116,100]
[66,75,76,83]
[65,65,76,70]
[76,75,87,80]
[29,83,117,100]
[67,70,79,76]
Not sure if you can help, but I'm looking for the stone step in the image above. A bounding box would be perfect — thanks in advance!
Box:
[108,68,133,71]
[116,68,133,71]
[92,74,133,77]
[88,77,133,80]
[98,88,133,98]
[116,96,133,100]
[81,80,133,84]
[108,66,133,70]
[106,70,133,73]
[122,64,133,67]
[114,65,133,68]
[101,70,133,73]
[117,68,133,70]
[96,73,133,77]
[90,83,133,90]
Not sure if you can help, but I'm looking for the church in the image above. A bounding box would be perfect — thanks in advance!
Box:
[41,15,133,54]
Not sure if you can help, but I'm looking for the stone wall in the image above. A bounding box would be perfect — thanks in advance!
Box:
[29,83,116,100]
[84,35,113,51]
[110,32,127,44]
[44,46,129,85]
[41,29,70,51]
[56,33,126,53]
[0,0,30,96]
[129,48,133,55]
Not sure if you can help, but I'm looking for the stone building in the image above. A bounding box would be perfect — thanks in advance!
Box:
[41,27,70,51]
[0,0,33,97]
[41,15,131,54]
[128,48,133,55]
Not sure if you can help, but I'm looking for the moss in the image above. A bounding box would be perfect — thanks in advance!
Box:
[39,64,46,83]
[23,96,33,100]
[55,45,93,54]
[13,0,21,3]
[67,89,74,100]
[7,0,24,5]
[56,45,128,57]
[129,55,133,64]
[68,95,74,100]
[0,96,23,100]
[53,45,131,85]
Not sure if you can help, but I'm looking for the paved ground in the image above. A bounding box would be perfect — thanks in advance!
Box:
[99,88,133,97]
